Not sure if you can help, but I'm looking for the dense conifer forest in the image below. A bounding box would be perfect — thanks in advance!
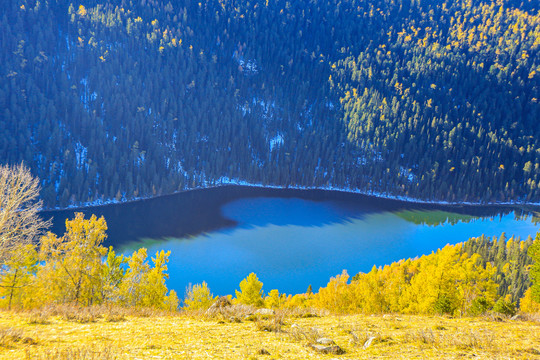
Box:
[0,0,539,207]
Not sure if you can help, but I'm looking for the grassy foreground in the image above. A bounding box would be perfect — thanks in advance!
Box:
[0,308,539,359]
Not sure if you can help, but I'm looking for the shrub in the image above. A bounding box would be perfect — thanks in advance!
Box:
[183,282,215,310]
[493,297,517,316]
[265,289,286,308]
[469,297,493,316]
[433,294,455,315]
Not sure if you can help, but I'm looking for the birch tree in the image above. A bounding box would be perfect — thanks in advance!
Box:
[0,164,49,262]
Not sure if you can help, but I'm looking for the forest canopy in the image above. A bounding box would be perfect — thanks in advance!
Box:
[0,0,538,207]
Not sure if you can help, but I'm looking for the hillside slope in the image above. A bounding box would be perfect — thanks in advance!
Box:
[0,0,538,207]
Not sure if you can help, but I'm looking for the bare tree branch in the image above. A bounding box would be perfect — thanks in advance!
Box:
[0,164,50,263]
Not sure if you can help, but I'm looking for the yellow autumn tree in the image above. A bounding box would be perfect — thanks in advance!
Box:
[35,213,108,306]
[77,5,87,17]
[349,267,387,313]
[235,273,264,307]
[0,244,38,309]
[265,289,286,308]
[458,253,498,314]
[400,245,464,314]
[310,243,499,316]
[312,270,352,313]
[118,248,176,309]
[519,288,540,313]
[283,293,311,309]
[399,244,498,315]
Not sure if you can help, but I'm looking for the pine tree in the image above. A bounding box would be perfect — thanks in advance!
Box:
[528,232,540,303]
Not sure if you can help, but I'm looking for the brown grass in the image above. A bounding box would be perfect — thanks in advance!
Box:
[24,346,116,360]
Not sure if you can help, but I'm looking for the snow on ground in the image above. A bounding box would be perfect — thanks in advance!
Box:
[269,133,284,151]
[74,142,88,170]
[399,167,417,183]
[43,178,540,211]
[238,59,258,75]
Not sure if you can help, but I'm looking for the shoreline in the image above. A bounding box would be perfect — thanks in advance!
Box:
[40,177,540,212]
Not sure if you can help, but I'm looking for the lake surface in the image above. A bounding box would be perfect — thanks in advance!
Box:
[42,186,540,296]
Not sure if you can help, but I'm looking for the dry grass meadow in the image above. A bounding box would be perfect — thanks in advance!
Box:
[0,306,538,359]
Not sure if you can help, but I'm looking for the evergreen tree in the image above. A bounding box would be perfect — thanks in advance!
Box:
[528,233,540,302]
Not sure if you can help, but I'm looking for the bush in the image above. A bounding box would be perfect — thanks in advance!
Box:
[265,289,286,309]
[183,282,215,310]
[433,295,455,315]
[493,297,517,316]
[469,297,493,316]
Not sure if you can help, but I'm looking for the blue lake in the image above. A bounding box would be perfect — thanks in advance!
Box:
[43,186,540,296]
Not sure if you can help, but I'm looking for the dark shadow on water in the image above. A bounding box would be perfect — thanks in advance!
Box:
[41,185,540,247]
[220,197,370,229]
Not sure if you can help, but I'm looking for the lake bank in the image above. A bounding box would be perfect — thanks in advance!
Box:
[42,180,540,213]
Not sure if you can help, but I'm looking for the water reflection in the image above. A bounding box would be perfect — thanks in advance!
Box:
[129,199,538,296]
[41,186,540,296]
[221,197,366,228]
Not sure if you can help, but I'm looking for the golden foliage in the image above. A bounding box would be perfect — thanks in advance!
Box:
[312,244,498,315]
[183,282,215,310]
[519,288,540,313]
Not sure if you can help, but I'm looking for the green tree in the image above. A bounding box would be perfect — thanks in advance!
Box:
[528,232,540,302]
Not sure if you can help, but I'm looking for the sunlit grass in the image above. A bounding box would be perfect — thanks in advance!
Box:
[0,308,538,359]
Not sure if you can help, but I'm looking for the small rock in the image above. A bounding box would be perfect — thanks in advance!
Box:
[206,296,232,315]
[363,336,376,349]
[510,314,525,321]
[317,338,336,345]
[213,296,232,308]
[310,344,345,355]
[255,308,275,316]
[257,348,271,355]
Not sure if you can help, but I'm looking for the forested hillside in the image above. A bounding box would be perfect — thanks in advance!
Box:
[0,0,538,207]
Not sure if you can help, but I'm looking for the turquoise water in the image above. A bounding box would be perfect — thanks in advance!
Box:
[43,186,539,296]
[129,196,539,296]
